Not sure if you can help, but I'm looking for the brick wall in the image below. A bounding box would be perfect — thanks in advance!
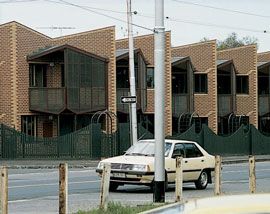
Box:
[0,21,116,133]
[116,32,172,136]
[258,51,270,62]
[218,45,258,128]
[0,24,13,127]
[172,40,218,133]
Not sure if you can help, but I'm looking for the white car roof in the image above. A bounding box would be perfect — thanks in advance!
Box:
[138,139,197,144]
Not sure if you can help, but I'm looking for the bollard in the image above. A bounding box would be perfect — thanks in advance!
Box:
[249,156,256,194]
[175,157,183,202]
[214,155,221,196]
[59,163,68,214]
[99,163,111,211]
[0,166,8,214]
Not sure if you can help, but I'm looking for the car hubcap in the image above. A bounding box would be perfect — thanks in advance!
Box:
[200,172,208,186]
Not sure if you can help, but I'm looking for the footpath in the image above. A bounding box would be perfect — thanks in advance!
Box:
[1,155,270,169]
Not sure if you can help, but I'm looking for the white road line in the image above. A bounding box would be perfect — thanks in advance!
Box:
[9,169,95,177]
[9,180,100,189]
[222,169,270,173]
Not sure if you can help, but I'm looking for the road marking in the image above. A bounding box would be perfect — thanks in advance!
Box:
[9,169,95,177]
[9,180,100,189]
[222,168,270,174]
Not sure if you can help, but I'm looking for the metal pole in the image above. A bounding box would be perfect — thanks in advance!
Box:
[127,0,138,145]
[154,0,165,203]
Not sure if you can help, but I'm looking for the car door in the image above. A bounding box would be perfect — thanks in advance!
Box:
[183,143,206,181]
[168,143,187,183]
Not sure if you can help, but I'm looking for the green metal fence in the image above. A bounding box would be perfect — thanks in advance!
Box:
[1,121,270,159]
[170,124,270,156]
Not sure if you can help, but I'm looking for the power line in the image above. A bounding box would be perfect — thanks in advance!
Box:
[171,0,270,19]
[133,12,269,34]
[0,0,38,3]
[45,0,153,32]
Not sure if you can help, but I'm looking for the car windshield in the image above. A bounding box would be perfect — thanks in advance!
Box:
[125,141,172,157]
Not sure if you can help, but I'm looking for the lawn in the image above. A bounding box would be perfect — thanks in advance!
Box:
[76,202,164,214]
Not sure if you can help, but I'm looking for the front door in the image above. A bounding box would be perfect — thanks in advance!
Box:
[60,115,74,136]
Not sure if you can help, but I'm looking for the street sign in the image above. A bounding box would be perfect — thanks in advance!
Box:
[121,96,137,104]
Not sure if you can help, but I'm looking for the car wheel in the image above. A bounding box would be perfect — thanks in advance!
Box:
[109,181,119,191]
[195,170,208,190]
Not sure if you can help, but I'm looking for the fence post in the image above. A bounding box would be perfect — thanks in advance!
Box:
[99,163,111,211]
[59,163,68,214]
[0,166,8,214]
[214,155,221,196]
[249,156,256,193]
[175,157,183,202]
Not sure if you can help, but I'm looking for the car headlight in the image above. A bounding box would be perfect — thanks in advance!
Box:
[97,162,105,170]
[132,164,147,171]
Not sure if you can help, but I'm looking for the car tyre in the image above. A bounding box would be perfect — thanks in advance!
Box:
[109,182,119,191]
[195,170,208,190]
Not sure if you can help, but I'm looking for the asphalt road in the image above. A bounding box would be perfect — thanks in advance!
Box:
[7,161,270,214]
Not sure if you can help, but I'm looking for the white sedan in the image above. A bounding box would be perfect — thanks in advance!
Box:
[96,139,215,191]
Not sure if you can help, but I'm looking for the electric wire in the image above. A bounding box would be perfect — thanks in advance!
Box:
[171,0,270,19]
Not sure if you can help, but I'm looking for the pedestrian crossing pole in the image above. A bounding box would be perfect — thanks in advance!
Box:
[153,0,166,203]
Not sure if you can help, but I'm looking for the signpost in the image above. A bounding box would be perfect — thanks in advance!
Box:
[121,96,137,104]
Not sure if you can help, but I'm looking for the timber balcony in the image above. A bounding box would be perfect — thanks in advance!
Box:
[218,94,234,117]
[172,94,190,117]
[29,87,106,114]
[259,95,270,116]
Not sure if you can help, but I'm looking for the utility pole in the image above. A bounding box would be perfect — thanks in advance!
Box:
[153,0,165,202]
[127,0,138,145]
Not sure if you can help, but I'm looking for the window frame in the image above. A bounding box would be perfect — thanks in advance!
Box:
[236,75,249,94]
[194,73,208,94]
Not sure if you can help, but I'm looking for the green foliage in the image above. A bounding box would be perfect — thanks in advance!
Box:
[200,32,258,50]
[76,202,163,214]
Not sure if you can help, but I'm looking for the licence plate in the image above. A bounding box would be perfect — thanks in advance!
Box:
[112,173,125,178]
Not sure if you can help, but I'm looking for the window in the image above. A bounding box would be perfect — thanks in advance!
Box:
[21,116,37,136]
[194,74,207,93]
[217,71,231,94]
[147,67,154,88]
[184,143,203,158]
[236,76,249,94]
[172,72,187,94]
[29,64,47,87]
[172,143,185,158]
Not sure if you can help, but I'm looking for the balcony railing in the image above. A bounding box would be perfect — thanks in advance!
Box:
[67,87,106,113]
[172,94,189,117]
[218,95,232,116]
[30,87,107,114]
[259,95,270,115]
[29,87,65,114]
[117,88,146,113]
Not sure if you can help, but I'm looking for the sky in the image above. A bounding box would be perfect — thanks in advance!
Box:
[1,0,270,52]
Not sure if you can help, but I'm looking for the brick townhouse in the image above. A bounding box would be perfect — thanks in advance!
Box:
[257,51,270,133]
[172,40,218,133]
[0,21,116,137]
[116,32,172,136]
[217,45,258,132]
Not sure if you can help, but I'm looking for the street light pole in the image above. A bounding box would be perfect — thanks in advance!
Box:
[154,0,165,202]
[127,0,138,145]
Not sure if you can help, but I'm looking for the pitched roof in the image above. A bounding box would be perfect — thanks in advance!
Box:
[27,44,108,62]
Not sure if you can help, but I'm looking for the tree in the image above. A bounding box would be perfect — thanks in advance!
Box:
[200,32,258,50]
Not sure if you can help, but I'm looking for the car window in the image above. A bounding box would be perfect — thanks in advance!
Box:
[184,143,203,158]
[172,143,185,158]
